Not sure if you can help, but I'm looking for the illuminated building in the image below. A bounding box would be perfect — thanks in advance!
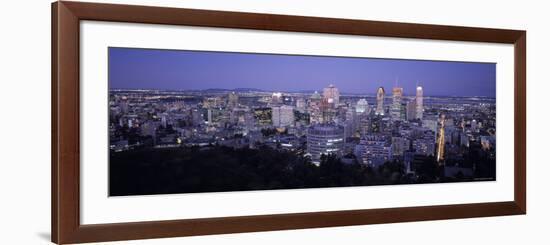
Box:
[323,84,340,107]
[320,98,336,123]
[358,116,370,136]
[355,98,369,114]
[306,124,345,164]
[375,87,385,115]
[354,135,391,167]
[207,109,212,123]
[436,115,446,163]
[416,86,423,119]
[282,95,294,105]
[271,92,283,104]
[308,91,323,125]
[272,105,295,127]
[391,87,403,121]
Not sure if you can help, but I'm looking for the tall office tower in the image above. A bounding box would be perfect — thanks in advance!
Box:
[323,84,340,107]
[207,109,213,123]
[436,114,446,163]
[345,107,358,135]
[358,116,370,136]
[320,98,336,123]
[355,98,369,114]
[306,124,345,164]
[406,100,417,121]
[415,86,423,119]
[375,87,385,115]
[272,105,295,127]
[308,91,323,125]
[227,92,239,109]
[391,87,403,120]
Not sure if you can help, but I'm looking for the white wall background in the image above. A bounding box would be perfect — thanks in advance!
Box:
[0,0,547,244]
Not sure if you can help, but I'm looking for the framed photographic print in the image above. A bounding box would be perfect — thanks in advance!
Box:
[52,1,526,244]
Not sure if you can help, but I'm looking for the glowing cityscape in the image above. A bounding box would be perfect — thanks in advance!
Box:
[108,48,496,196]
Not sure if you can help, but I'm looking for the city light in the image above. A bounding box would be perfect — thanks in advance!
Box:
[108,47,496,196]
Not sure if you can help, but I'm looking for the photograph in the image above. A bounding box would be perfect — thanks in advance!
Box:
[108,47,497,196]
[0,0,537,244]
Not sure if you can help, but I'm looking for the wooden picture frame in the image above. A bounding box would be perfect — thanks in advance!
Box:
[51,1,526,244]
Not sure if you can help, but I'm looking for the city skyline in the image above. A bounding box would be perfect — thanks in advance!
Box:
[108,47,496,196]
[109,47,496,97]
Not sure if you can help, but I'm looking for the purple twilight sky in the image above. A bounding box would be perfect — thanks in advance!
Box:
[108,47,496,97]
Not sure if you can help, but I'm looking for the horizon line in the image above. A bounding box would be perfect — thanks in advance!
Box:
[108,88,496,98]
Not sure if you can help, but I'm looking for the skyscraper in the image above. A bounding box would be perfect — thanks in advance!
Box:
[309,91,323,125]
[391,87,403,120]
[355,98,369,114]
[375,87,385,115]
[320,98,336,123]
[436,114,446,163]
[416,86,423,120]
[227,92,239,109]
[272,105,295,127]
[406,100,417,121]
[323,84,340,107]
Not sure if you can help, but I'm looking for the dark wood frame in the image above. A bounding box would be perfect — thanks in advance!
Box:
[52,1,526,244]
